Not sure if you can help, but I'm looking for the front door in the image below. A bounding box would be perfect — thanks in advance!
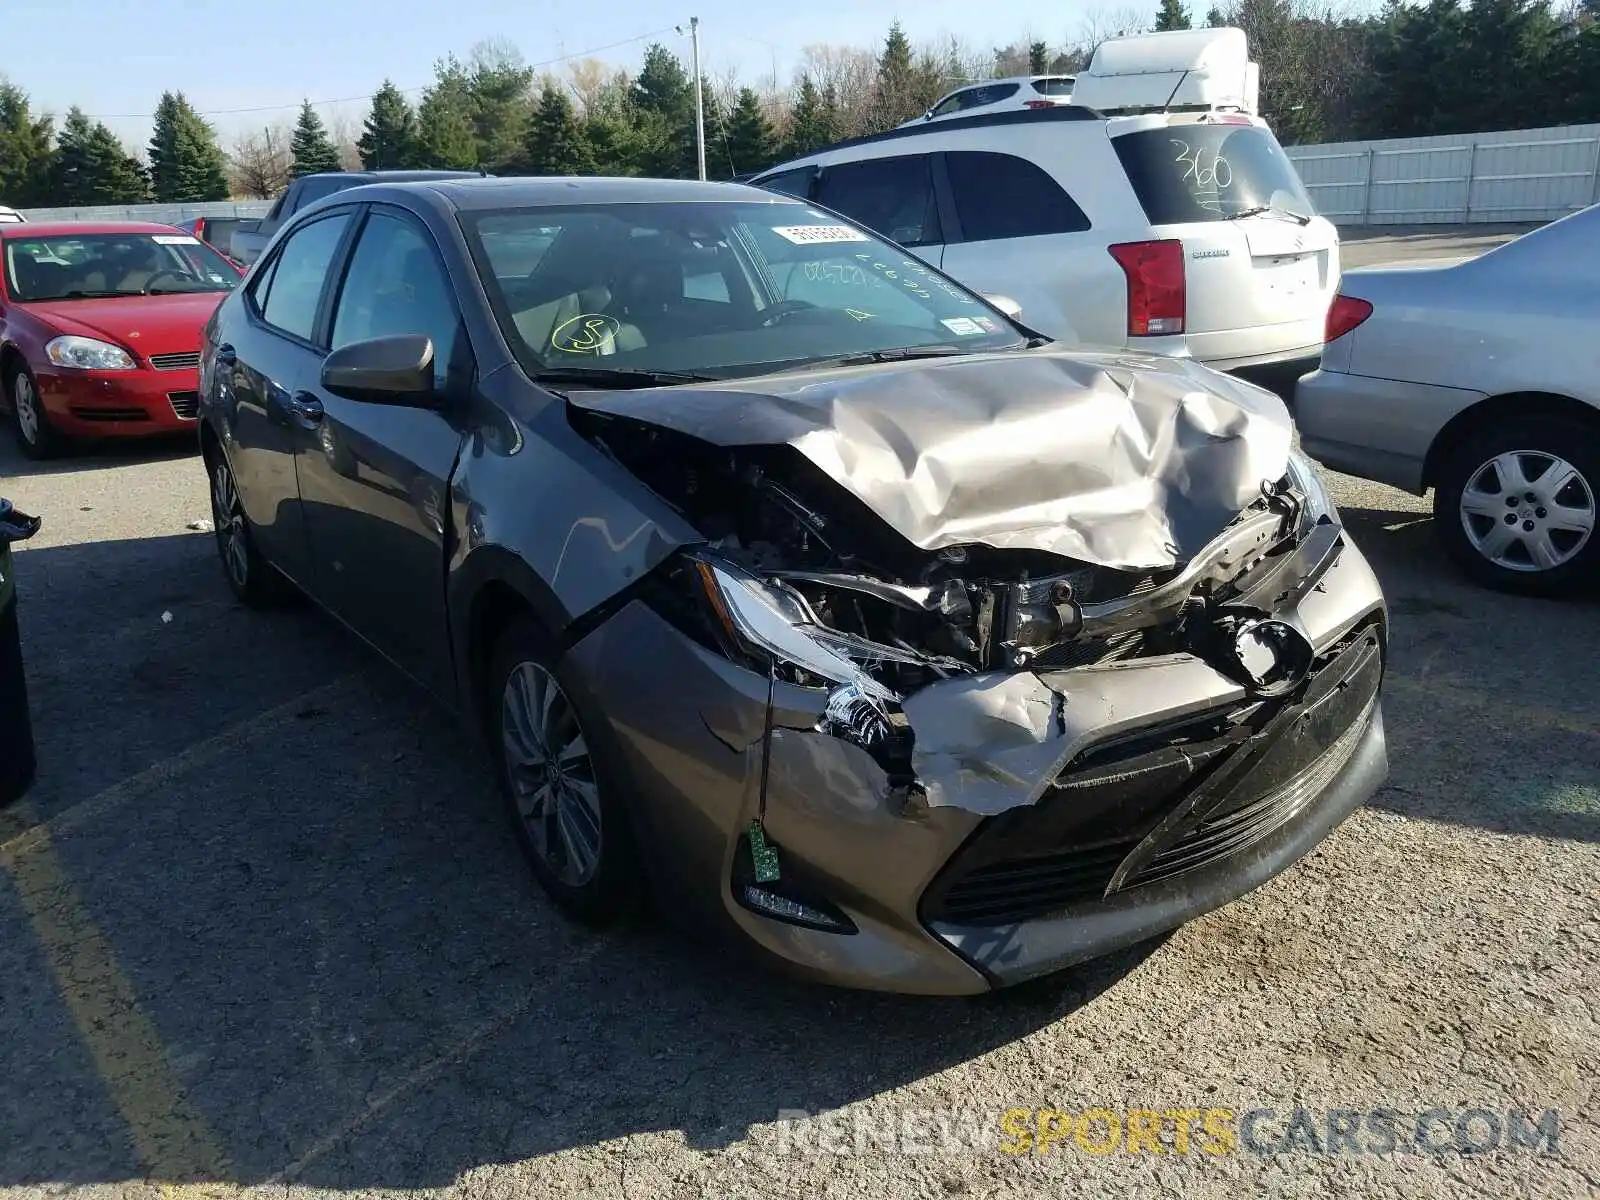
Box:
[292,206,470,699]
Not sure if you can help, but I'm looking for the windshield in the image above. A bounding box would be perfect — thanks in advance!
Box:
[3,232,241,301]
[463,201,1025,381]
[1112,123,1314,224]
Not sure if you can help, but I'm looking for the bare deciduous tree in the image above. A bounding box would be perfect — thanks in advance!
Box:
[229,124,291,197]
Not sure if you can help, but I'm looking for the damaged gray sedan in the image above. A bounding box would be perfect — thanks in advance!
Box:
[198,177,1389,995]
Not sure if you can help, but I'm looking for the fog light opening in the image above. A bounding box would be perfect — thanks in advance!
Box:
[1230,618,1313,696]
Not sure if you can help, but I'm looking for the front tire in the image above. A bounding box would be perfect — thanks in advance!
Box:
[1433,416,1599,596]
[8,364,63,460]
[487,616,642,925]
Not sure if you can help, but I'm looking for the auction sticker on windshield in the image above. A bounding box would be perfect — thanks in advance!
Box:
[772,225,871,245]
[941,317,984,336]
[152,235,202,245]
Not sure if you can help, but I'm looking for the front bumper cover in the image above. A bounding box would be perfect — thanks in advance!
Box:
[563,525,1389,995]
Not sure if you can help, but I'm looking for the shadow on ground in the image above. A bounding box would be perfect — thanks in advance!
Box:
[0,433,198,480]
[1334,503,1599,845]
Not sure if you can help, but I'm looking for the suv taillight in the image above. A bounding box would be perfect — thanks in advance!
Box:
[193,218,205,241]
[1325,294,1373,343]
[1108,240,1185,336]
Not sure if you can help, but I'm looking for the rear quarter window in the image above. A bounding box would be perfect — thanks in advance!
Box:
[945,151,1091,240]
[1111,124,1314,225]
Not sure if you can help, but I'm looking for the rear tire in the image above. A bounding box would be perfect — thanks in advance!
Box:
[486,615,643,926]
[1432,416,1600,597]
[7,364,63,460]
[207,450,296,608]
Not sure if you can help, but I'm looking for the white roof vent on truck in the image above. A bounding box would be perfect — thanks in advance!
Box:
[1071,27,1259,116]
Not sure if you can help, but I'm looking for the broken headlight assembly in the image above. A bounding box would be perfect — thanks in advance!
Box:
[683,552,907,751]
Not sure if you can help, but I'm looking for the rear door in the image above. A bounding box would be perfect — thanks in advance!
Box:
[935,149,1101,345]
[217,208,356,588]
[291,204,469,698]
[1110,119,1339,354]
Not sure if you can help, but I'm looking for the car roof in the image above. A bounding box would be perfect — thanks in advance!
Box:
[301,169,485,182]
[0,220,192,238]
[345,175,801,211]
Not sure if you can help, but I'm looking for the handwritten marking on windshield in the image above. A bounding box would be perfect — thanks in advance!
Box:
[1171,139,1234,190]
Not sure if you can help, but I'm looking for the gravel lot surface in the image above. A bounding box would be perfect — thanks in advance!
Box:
[0,226,1594,1200]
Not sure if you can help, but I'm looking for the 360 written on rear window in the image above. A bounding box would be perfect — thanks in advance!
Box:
[1112,125,1314,224]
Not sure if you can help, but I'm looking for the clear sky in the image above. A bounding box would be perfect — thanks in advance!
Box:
[4,0,1130,154]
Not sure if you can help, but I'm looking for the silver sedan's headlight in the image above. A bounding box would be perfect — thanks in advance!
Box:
[1287,448,1337,522]
[45,335,137,371]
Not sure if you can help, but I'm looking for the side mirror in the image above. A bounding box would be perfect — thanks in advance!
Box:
[320,335,436,404]
[983,293,1023,321]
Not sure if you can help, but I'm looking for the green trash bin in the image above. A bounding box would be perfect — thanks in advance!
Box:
[1,498,41,807]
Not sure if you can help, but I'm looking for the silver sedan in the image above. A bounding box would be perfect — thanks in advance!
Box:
[1295,204,1598,595]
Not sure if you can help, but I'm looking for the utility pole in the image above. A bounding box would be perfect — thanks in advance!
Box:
[690,17,706,181]
[675,16,708,180]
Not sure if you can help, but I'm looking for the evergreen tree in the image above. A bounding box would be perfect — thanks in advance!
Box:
[1206,6,1227,25]
[630,43,697,177]
[468,40,535,171]
[50,107,149,204]
[723,88,777,177]
[870,22,924,128]
[417,57,480,169]
[1156,0,1194,30]
[523,83,595,174]
[1028,40,1051,73]
[582,76,647,177]
[0,83,55,206]
[785,76,837,160]
[290,101,342,176]
[358,81,421,169]
[148,92,229,202]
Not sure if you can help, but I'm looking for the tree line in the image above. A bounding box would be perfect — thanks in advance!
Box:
[2,0,1599,209]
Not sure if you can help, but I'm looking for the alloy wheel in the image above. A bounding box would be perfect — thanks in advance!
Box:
[12,373,40,446]
[211,460,250,589]
[501,662,603,887]
[1458,450,1595,573]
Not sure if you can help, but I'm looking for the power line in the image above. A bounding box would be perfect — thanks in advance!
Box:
[82,27,678,122]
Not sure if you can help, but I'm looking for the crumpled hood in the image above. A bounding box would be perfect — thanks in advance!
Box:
[567,348,1294,571]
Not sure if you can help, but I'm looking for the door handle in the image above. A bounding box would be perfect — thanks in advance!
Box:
[287,391,324,427]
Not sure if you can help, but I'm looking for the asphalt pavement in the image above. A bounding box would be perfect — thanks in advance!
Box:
[0,225,1595,1199]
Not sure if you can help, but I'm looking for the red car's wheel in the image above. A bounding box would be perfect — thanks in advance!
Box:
[7,364,63,460]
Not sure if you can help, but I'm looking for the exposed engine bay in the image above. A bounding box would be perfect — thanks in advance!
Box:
[573,408,1328,707]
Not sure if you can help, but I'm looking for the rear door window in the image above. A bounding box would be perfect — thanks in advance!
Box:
[945,151,1091,240]
[814,155,942,247]
[1111,124,1315,224]
[1031,77,1075,96]
[259,213,351,342]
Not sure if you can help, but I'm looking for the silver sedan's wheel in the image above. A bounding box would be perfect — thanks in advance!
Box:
[211,460,250,591]
[501,662,603,888]
[1457,449,1595,573]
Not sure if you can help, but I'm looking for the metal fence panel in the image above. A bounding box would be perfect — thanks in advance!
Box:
[14,200,273,224]
[1285,124,1600,225]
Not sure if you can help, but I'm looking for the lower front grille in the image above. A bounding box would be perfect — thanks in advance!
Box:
[69,406,147,423]
[923,623,1384,926]
[168,391,200,419]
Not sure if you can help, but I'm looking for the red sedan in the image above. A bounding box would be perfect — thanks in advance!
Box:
[0,221,244,458]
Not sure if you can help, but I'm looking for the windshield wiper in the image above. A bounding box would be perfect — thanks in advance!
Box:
[789,345,974,371]
[1227,204,1311,226]
[529,366,718,390]
[60,290,130,299]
